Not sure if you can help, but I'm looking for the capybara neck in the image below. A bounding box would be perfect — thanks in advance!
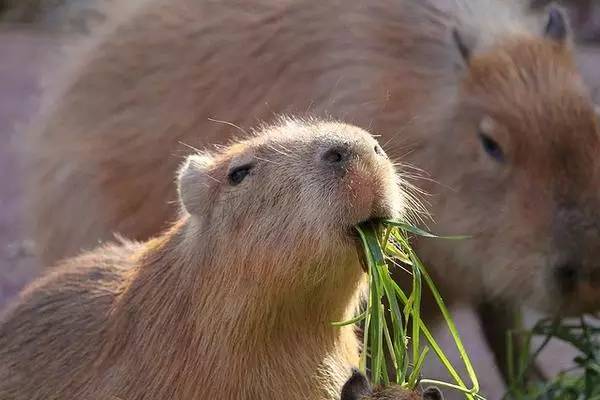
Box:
[107,216,364,360]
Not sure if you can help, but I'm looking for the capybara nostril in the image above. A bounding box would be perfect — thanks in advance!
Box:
[321,146,347,165]
[374,144,386,157]
[555,263,580,293]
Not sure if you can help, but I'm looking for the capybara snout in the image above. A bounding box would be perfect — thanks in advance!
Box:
[549,201,600,313]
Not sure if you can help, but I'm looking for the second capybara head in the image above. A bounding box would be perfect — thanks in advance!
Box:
[413,3,600,314]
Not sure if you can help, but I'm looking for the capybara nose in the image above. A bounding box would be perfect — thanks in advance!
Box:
[320,142,387,167]
[321,146,349,165]
[555,261,600,292]
[555,262,580,294]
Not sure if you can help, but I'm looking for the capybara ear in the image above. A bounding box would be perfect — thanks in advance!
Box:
[423,386,444,400]
[340,369,372,400]
[178,153,216,216]
[543,6,569,42]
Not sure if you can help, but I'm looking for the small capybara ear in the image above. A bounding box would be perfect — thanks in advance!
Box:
[543,6,569,42]
[178,152,216,216]
[423,386,444,400]
[340,369,372,400]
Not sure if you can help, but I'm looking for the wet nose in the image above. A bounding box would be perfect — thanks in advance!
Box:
[320,143,387,167]
[555,261,600,294]
[555,262,580,293]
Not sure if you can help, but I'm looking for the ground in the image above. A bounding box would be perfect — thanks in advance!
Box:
[0,20,599,400]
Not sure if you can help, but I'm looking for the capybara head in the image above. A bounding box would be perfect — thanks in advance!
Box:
[422,4,600,314]
[340,369,444,400]
[177,118,404,283]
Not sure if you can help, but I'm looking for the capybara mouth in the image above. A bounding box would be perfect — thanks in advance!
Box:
[352,218,386,273]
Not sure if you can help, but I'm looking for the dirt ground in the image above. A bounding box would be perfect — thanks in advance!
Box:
[0,23,599,400]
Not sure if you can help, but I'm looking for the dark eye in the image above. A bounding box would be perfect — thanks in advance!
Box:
[228,164,253,185]
[479,132,504,162]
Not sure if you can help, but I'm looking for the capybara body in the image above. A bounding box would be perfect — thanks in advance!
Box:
[26,0,600,380]
[1,119,404,400]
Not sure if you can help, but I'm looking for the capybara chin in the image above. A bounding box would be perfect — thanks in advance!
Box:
[1,119,405,400]
[25,0,600,381]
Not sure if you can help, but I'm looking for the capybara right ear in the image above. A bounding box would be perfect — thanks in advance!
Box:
[340,369,372,400]
[543,6,569,42]
[177,153,216,216]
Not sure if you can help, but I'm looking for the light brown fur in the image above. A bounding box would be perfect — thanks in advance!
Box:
[24,0,600,382]
[2,119,404,400]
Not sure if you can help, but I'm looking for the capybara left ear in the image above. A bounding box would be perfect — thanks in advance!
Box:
[340,369,372,400]
[423,386,444,400]
[178,153,216,216]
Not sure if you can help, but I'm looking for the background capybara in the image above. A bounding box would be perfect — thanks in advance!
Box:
[0,119,405,400]
[19,0,600,390]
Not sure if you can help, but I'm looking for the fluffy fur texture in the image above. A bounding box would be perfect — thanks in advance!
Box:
[1,119,404,400]
[24,0,600,380]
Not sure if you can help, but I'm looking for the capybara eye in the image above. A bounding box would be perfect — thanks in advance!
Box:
[228,164,253,185]
[479,132,504,162]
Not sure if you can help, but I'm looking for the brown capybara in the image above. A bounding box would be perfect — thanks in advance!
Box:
[1,119,405,400]
[340,369,444,400]
[24,0,600,383]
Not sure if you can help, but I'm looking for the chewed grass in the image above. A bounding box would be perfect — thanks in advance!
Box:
[334,220,485,399]
[506,316,600,400]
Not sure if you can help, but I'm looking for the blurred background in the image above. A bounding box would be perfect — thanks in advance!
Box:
[0,1,599,398]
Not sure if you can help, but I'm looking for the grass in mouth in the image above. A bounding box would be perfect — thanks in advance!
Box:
[505,316,600,400]
[333,220,484,399]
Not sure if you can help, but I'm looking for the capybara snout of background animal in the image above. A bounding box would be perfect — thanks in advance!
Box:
[550,205,600,314]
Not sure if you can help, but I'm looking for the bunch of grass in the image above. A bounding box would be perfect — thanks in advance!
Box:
[334,220,484,399]
[506,316,600,399]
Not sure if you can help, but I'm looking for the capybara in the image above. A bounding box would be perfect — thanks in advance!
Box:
[340,369,444,400]
[1,119,406,400]
[24,0,600,382]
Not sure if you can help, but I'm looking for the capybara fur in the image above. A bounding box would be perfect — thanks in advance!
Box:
[1,119,405,400]
[25,0,600,381]
[340,369,444,400]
